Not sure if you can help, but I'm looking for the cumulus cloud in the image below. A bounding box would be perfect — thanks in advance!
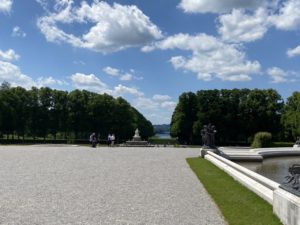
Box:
[103,66,120,76]
[178,0,265,14]
[120,73,133,81]
[11,26,27,38]
[0,49,19,61]
[144,33,260,81]
[0,61,35,89]
[70,73,108,93]
[37,1,162,53]
[37,76,66,87]
[113,84,143,97]
[152,94,171,101]
[267,67,296,83]
[0,47,70,89]
[160,101,177,110]
[186,0,300,44]
[270,0,300,31]
[0,0,12,13]
[134,97,159,110]
[218,8,269,43]
[103,66,142,81]
[287,45,300,57]
[133,95,177,124]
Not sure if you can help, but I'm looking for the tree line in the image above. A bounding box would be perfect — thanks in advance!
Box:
[0,82,154,142]
[171,89,300,145]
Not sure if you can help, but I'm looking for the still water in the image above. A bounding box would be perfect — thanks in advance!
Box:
[239,156,300,183]
[155,133,171,139]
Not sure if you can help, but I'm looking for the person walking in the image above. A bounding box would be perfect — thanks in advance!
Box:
[90,132,97,148]
[107,134,112,146]
[111,134,115,146]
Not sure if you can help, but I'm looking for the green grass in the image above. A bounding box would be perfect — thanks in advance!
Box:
[187,157,282,225]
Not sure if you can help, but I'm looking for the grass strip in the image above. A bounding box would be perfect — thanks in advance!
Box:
[187,157,282,225]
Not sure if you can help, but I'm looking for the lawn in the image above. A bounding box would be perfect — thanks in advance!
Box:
[187,157,282,225]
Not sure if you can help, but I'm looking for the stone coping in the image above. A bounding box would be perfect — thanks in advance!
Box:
[219,147,300,162]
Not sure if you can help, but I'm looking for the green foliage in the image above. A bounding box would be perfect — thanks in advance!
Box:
[251,132,272,148]
[0,82,153,142]
[171,89,283,145]
[170,92,197,144]
[281,92,300,140]
[187,158,282,225]
[148,137,178,145]
[270,142,294,147]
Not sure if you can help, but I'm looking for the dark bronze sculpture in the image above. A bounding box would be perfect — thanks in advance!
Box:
[200,124,220,157]
[201,123,217,148]
[296,137,300,145]
[280,164,300,196]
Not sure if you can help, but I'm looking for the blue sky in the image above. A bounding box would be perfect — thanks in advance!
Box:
[1,0,300,124]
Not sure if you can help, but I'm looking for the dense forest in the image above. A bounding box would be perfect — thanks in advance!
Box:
[0,82,154,142]
[171,89,300,145]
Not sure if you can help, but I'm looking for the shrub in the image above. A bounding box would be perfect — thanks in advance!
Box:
[251,132,272,148]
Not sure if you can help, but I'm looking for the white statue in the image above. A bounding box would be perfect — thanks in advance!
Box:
[134,128,140,138]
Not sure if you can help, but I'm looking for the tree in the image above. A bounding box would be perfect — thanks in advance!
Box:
[67,90,91,139]
[50,90,68,139]
[282,92,300,140]
[27,87,40,139]
[171,92,197,144]
[11,87,29,139]
[0,84,154,142]
[171,89,284,145]
[131,106,154,140]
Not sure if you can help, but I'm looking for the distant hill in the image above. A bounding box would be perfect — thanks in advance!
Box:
[153,124,170,134]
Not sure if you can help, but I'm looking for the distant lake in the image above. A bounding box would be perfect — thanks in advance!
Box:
[156,132,171,139]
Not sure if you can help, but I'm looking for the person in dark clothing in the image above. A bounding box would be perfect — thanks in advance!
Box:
[89,132,97,148]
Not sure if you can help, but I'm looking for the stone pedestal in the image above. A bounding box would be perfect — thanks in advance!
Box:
[273,188,300,225]
[200,147,220,158]
[125,128,151,147]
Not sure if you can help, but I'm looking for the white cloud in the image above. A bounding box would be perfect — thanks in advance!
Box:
[113,84,143,97]
[160,101,177,110]
[70,73,108,93]
[218,8,269,43]
[103,66,141,81]
[11,26,26,38]
[270,0,300,31]
[0,61,35,89]
[133,95,177,124]
[37,1,162,53]
[103,66,120,76]
[287,45,300,57]
[219,74,251,82]
[0,49,19,61]
[147,114,171,125]
[267,67,296,83]
[134,97,159,110]
[152,94,171,101]
[37,76,66,87]
[0,47,69,89]
[145,33,260,81]
[0,0,12,13]
[178,0,265,14]
[120,73,133,81]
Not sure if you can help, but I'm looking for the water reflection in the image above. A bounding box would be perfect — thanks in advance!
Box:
[239,156,300,183]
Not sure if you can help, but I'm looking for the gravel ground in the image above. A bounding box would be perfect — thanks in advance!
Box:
[0,145,226,225]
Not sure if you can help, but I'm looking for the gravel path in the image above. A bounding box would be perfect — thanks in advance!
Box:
[0,146,226,225]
